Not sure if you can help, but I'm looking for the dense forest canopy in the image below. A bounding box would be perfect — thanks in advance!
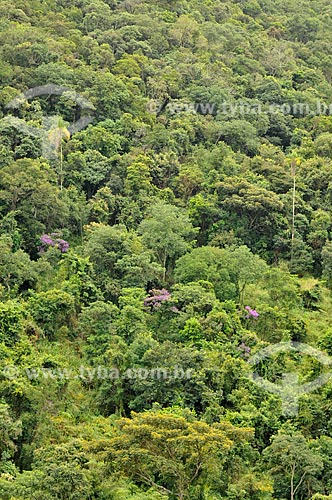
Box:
[1,0,332,498]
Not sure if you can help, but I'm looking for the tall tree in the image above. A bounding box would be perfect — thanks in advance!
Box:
[138,201,196,281]
[264,432,323,500]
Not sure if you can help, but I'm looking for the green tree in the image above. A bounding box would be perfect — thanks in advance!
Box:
[0,159,68,250]
[0,300,26,346]
[107,409,252,500]
[264,432,323,500]
[0,235,36,296]
[28,289,76,339]
[138,201,196,280]
[84,223,160,299]
[0,401,22,462]
[47,117,70,191]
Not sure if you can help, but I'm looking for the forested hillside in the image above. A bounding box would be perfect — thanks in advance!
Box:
[2,0,332,498]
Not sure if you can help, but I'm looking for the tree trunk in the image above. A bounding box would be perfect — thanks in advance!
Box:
[163,250,167,281]
[60,140,63,192]
[291,162,296,265]
[290,463,295,500]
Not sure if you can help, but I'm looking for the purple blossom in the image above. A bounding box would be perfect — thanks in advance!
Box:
[57,239,70,253]
[245,305,259,319]
[39,234,69,254]
[40,234,55,246]
[144,289,171,309]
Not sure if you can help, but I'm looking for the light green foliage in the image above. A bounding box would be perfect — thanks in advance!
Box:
[1,0,332,499]
[28,289,75,339]
[84,223,161,298]
[0,235,36,296]
[0,401,22,461]
[108,409,253,499]
[0,301,26,346]
[174,246,238,300]
[138,201,197,280]
[264,432,324,500]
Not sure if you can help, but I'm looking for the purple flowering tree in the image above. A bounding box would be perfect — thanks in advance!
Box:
[144,289,171,310]
[39,233,69,254]
[245,305,259,319]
